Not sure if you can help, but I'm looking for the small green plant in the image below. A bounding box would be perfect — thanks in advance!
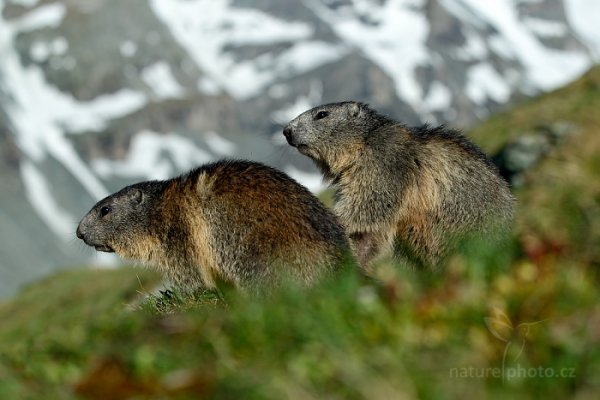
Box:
[139,287,225,314]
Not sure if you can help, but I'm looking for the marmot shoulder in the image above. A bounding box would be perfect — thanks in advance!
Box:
[283,101,515,270]
[77,160,352,294]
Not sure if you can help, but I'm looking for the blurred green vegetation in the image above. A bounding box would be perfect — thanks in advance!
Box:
[470,66,600,269]
[1,67,600,399]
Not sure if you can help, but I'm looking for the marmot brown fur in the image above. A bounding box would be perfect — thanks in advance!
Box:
[283,101,514,270]
[77,160,351,294]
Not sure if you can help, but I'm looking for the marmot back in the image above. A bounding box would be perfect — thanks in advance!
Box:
[283,101,514,270]
[77,160,351,294]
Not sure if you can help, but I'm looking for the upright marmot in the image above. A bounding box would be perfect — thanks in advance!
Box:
[283,101,514,270]
[77,160,351,294]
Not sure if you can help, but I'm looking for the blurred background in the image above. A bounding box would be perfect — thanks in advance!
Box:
[0,0,599,298]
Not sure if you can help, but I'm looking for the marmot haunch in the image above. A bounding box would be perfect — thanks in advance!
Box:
[77,160,351,294]
[283,101,515,270]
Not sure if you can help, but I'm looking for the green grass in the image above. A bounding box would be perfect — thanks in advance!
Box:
[1,249,599,399]
[2,66,600,399]
[470,66,600,269]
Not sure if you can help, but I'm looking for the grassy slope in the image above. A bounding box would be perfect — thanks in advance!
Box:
[470,66,600,267]
[2,67,600,399]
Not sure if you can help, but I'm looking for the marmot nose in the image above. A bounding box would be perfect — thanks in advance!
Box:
[283,126,292,140]
[283,126,296,146]
[76,225,84,239]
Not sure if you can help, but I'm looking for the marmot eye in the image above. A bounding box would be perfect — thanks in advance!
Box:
[100,206,111,217]
[315,111,329,120]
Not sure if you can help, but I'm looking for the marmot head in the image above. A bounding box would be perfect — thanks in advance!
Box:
[77,182,161,257]
[283,101,390,175]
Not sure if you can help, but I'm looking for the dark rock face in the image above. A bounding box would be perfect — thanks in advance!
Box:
[0,0,598,297]
[493,122,578,186]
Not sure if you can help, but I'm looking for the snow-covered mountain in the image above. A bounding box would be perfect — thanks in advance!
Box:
[1,0,599,297]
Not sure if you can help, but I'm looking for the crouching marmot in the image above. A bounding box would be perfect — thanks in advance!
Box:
[77,160,352,294]
[283,101,514,270]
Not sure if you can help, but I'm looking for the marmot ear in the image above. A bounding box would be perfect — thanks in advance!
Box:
[128,188,143,204]
[348,102,361,118]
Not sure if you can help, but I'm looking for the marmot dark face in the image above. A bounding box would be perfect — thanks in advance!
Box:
[77,183,159,254]
[283,101,390,176]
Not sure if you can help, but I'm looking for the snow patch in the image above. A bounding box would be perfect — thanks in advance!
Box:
[62,90,148,133]
[30,41,50,62]
[523,18,568,38]
[29,36,68,62]
[197,77,221,95]
[90,253,120,269]
[488,35,516,59]
[423,81,452,111]
[439,0,488,29]
[141,62,185,100]
[466,63,511,104]
[11,3,66,32]
[273,41,348,75]
[150,0,321,100]
[459,0,591,91]
[271,97,314,126]
[4,39,145,157]
[316,0,430,110]
[565,0,600,59]
[454,30,488,60]
[204,131,236,156]
[92,130,213,181]
[20,161,76,239]
[120,40,138,57]
[270,80,323,125]
[284,165,327,193]
[0,13,143,203]
[9,0,39,6]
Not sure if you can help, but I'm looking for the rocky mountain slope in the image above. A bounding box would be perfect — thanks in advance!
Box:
[1,0,599,297]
